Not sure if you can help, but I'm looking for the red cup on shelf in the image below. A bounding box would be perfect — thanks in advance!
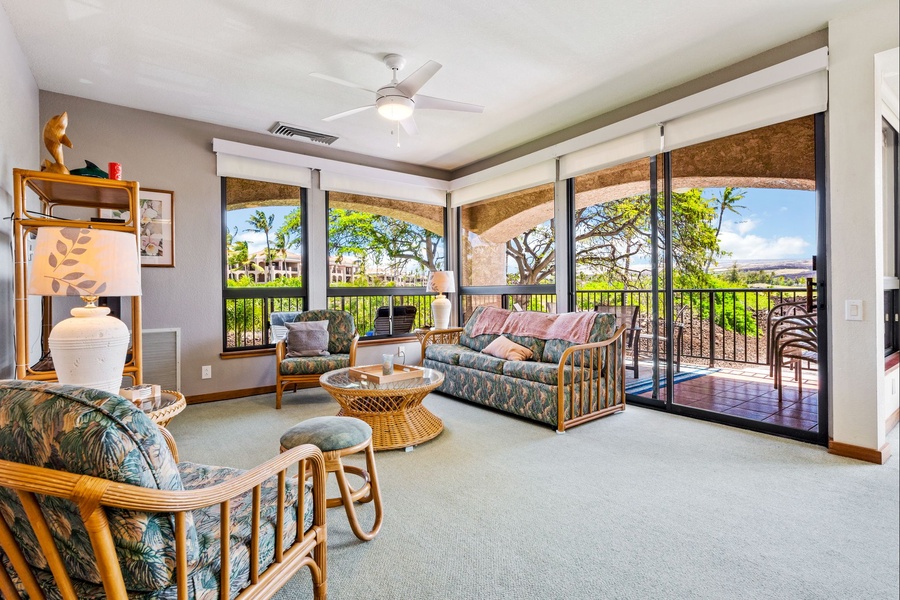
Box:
[108,162,122,180]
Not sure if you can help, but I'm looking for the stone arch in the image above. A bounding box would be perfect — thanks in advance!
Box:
[329,192,444,236]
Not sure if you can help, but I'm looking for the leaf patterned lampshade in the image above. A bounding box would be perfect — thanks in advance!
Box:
[28,227,142,299]
[426,270,456,294]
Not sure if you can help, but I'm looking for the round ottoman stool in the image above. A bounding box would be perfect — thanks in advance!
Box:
[280,416,383,541]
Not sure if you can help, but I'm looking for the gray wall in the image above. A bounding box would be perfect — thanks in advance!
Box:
[0,5,39,379]
[38,92,436,396]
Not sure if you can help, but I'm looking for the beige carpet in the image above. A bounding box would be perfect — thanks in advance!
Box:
[169,389,900,600]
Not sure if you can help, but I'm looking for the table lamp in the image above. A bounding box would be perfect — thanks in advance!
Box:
[28,226,142,394]
[426,270,456,329]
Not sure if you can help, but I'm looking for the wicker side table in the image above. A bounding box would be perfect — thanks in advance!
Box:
[140,390,186,427]
[319,367,444,451]
[133,390,186,461]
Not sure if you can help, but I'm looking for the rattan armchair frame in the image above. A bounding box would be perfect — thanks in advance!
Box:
[275,336,359,409]
[0,444,328,600]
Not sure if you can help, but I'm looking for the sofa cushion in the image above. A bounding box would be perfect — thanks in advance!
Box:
[459,306,500,351]
[506,334,545,359]
[483,335,533,361]
[424,343,472,366]
[280,353,351,375]
[459,351,506,374]
[502,360,584,385]
[541,313,616,363]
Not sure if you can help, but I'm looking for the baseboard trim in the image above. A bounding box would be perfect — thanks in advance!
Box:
[887,407,900,433]
[828,440,891,465]
[186,385,276,404]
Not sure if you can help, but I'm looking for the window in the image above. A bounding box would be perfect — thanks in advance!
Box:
[459,183,556,319]
[573,157,654,309]
[327,191,444,336]
[222,177,306,351]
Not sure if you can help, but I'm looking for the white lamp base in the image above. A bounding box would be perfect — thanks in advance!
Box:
[49,305,130,395]
[432,294,451,329]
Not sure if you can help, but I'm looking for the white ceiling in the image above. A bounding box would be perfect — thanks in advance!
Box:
[1,0,869,171]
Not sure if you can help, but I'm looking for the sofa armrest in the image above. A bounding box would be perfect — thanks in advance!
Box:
[420,328,464,364]
[555,325,627,433]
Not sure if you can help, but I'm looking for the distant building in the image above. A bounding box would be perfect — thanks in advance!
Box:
[228,252,425,286]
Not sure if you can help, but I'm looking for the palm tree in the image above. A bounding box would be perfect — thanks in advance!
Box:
[245,210,275,281]
[705,187,746,273]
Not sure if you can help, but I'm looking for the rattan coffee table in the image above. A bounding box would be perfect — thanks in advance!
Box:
[319,367,444,451]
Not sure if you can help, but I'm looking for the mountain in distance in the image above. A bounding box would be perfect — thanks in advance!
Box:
[710,258,814,281]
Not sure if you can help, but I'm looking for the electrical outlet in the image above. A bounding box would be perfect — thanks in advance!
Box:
[201,365,212,379]
[397,345,406,364]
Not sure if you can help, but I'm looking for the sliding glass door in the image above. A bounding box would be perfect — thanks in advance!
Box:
[627,116,827,443]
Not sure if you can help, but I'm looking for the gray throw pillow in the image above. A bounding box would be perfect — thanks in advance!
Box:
[285,320,330,357]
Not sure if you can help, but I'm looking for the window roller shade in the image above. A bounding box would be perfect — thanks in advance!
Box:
[558,128,660,180]
[663,70,828,152]
[450,160,556,207]
[216,153,311,188]
[319,171,446,206]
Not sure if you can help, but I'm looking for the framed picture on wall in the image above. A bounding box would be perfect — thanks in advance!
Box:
[101,188,175,267]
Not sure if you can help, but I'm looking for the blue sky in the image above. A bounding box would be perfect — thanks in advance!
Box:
[229,186,818,263]
[706,187,816,262]
[228,206,301,253]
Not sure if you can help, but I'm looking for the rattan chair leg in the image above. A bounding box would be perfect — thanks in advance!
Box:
[330,440,383,541]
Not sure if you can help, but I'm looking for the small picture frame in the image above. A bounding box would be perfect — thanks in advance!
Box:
[101,188,174,267]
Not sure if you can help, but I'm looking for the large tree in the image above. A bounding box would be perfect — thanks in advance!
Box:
[328,209,443,280]
[515,189,724,287]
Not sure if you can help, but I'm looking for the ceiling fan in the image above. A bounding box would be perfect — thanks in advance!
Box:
[311,54,484,135]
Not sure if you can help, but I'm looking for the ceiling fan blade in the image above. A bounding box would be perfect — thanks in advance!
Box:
[400,115,418,136]
[395,60,442,97]
[414,94,484,113]
[322,105,375,122]
[310,72,375,93]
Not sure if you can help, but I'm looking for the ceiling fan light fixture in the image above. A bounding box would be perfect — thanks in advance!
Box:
[376,96,414,121]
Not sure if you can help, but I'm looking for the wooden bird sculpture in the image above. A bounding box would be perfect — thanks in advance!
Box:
[41,112,73,174]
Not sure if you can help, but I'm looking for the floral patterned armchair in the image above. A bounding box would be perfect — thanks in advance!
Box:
[275,310,359,409]
[0,380,327,599]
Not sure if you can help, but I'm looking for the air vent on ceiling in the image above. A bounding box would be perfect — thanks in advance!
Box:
[268,122,338,145]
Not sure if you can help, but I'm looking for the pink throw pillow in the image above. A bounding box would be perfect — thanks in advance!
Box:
[482,335,533,361]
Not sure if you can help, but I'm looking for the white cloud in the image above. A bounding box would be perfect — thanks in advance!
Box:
[717,218,810,259]
[718,230,809,259]
[234,231,267,254]
[733,219,757,236]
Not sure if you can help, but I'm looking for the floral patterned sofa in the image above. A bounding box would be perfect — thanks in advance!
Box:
[421,306,627,432]
[0,380,327,599]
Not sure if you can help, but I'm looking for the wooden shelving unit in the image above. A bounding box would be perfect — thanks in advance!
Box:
[13,168,143,384]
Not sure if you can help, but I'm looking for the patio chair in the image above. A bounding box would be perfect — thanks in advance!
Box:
[637,305,687,373]
[373,305,418,335]
[0,380,327,599]
[594,304,641,378]
[276,309,359,409]
[765,301,814,373]
[771,312,818,401]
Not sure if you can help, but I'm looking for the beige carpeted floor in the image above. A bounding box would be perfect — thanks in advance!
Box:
[169,389,900,600]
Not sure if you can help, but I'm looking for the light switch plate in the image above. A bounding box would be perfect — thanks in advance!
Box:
[845,299,862,321]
